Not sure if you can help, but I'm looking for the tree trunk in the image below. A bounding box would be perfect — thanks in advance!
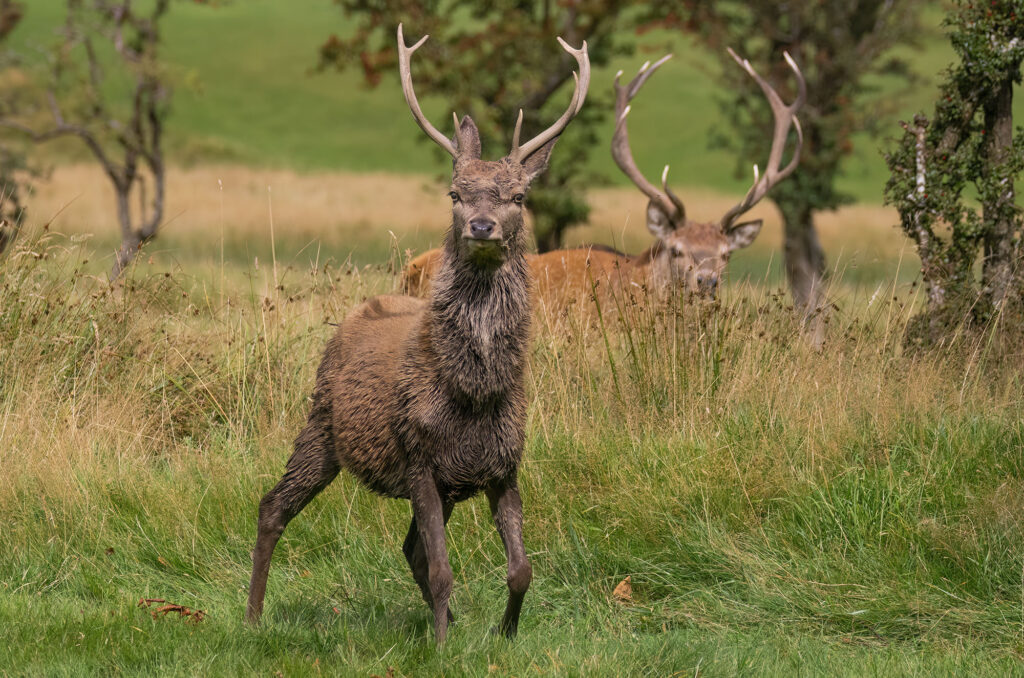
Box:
[980,75,1018,315]
[0,219,13,254]
[778,197,827,345]
[111,188,138,280]
[535,219,561,253]
[110,169,164,280]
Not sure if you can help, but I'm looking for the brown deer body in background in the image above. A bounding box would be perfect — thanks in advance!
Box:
[245,25,590,644]
[402,50,805,303]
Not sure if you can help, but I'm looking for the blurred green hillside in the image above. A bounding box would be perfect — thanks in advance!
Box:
[10,1,1021,203]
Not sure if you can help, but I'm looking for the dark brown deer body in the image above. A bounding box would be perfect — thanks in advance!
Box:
[245,25,590,644]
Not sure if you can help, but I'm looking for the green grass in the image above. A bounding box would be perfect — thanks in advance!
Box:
[2,228,1023,675]
[10,1,1021,203]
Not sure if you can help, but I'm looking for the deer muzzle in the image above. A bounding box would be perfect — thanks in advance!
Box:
[461,217,505,267]
[468,217,498,240]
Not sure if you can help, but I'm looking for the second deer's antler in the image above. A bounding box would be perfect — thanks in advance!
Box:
[718,49,806,231]
[611,54,684,223]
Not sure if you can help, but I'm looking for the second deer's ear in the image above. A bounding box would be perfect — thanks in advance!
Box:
[519,137,558,182]
[726,219,762,251]
[452,115,482,160]
[646,200,675,240]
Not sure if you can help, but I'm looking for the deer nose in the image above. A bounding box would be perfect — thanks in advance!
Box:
[469,218,496,239]
[696,272,719,292]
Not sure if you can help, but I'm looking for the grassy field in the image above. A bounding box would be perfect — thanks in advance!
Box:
[11,1,1021,204]
[1,210,1023,675]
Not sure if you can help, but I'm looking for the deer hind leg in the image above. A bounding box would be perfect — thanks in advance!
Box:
[246,417,340,625]
[487,478,531,638]
[402,502,455,623]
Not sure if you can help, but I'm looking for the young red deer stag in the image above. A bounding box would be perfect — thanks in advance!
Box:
[403,50,805,302]
[245,25,590,644]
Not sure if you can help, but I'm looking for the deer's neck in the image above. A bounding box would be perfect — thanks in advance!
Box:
[426,236,531,406]
[632,240,664,268]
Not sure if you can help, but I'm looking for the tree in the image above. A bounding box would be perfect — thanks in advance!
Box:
[649,0,923,326]
[0,0,170,278]
[885,0,1024,346]
[318,0,635,252]
[0,0,30,254]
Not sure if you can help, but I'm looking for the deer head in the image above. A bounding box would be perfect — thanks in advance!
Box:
[398,25,590,272]
[612,50,806,296]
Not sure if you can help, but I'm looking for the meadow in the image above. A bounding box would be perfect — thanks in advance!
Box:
[2,1,1024,676]
[2,180,1024,675]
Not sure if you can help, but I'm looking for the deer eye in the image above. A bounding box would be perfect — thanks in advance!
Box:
[512,193,524,205]
[448,191,461,204]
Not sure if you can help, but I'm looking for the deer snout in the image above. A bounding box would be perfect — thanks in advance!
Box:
[695,271,719,294]
[468,217,498,240]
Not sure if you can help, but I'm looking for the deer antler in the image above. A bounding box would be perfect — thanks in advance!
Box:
[718,49,806,231]
[508,37,591,162]
[611,55,685,222]
[397,24,459,158]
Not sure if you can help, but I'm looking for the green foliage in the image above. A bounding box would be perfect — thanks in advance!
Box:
[319,0,637,250]
[884,0,1024,342]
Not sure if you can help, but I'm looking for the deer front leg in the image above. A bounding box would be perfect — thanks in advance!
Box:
[407,470,453,643]
[486,477,531,638]
[402,502,456,623]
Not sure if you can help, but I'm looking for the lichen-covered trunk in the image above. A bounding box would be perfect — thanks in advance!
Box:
[980,76,1018,315]
[778,197,827,345]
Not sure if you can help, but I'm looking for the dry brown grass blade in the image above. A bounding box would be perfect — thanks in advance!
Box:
[138,597,207,623]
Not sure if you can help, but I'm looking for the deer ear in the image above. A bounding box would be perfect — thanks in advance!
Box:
[646,200,675,240]
[452,115,481,160]
[726,219,762,251]
[519,137,558,182]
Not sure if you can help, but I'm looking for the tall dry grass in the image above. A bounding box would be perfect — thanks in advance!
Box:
[2,178,1021,674]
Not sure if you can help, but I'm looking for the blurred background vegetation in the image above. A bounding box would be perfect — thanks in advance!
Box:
[6,0,1012,197]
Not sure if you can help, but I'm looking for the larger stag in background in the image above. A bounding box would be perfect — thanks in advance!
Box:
[245,25,590,644]
[403,49,805,303]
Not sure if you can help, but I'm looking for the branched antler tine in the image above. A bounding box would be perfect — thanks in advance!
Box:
[784,51,808,113]
[611,54,679,220]
[719,48,806,230]
[510,37,591,161]
[661,164,685,217]
[627,54,672,100]
[511,109,524,151]
[776,116,803,179]
[397,24,458,158]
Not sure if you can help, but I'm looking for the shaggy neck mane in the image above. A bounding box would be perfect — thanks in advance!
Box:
[426,233,531,407]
